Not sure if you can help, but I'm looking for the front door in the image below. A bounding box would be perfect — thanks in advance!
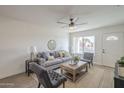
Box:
[102,32,124,67]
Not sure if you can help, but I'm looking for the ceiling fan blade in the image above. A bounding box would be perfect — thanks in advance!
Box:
[57,21,68,24]
[73,17,79,22]
[61,25,69,28]
[75,22,87,25]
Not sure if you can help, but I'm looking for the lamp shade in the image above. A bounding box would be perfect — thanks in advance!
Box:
[30,46,37,53]
[30,46,37,61]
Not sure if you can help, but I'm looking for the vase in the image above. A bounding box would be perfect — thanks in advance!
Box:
[74,61,79,64]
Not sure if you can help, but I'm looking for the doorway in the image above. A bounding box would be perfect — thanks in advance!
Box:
[102,32,124,67]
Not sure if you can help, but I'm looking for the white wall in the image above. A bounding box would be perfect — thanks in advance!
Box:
[0,16,69,79]
[70,24,124,65]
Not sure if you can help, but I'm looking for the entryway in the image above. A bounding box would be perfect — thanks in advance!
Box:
[102,32,124,67]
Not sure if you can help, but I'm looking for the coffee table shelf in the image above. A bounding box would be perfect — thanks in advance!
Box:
[60,61,88,82]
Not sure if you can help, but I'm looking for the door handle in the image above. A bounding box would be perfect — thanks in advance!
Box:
[102,49,105,53]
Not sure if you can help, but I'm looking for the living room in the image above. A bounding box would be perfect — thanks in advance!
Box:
[0,4,124,89]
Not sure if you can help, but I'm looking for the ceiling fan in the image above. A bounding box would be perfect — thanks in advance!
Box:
[57,17,87,30]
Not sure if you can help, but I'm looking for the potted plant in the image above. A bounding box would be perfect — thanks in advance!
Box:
[73,56,80,64]
[117,56,124,78]
[118,56,124,67]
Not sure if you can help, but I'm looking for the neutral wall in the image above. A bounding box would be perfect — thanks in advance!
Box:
[70,24,124,65]
[0,16,69,79]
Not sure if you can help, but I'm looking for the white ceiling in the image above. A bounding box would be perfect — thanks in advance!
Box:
[0,5,124,32]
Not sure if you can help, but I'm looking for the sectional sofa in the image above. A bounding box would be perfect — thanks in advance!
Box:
[35,50,72,70]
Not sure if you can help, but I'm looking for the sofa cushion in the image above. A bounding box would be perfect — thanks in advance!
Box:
[42,58,63,67]
[60,57,72,62]
[80,58,91,63]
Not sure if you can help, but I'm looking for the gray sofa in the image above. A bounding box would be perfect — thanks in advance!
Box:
[36,51,72,69]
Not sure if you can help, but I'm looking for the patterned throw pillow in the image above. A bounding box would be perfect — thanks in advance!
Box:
[50,51,55,57]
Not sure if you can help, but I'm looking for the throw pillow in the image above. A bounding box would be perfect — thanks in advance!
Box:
[62,51,65,57]
[64,51,71,57]
[59,50,67,57]
[59,51,64,57]
[50,51,55,56]
[37,52,43,58]
[37,58,45,65]
[41,52,50,61]
[55,51,60,58]
[48,56,55,61]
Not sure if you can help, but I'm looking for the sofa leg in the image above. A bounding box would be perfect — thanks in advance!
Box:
[38,83,41,88]
[63,82,65,88]
[89,63,91,68]
[28,71,30,76]
[91,62,93,66]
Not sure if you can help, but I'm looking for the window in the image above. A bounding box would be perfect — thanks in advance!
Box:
[72,36,95,54]
[106,36,118,41]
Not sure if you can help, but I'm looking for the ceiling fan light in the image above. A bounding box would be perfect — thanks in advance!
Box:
[69,26,76,30]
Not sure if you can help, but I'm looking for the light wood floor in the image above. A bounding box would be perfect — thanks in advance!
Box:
[0,65,114,88]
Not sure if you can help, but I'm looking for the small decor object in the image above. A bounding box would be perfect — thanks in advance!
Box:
[71,56,80,65]
[47,40,56,50]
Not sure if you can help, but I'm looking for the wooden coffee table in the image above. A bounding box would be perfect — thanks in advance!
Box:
[60,61,88,82]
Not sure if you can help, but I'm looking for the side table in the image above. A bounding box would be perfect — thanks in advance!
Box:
[25,60,34,76]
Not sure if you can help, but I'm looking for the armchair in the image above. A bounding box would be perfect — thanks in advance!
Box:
[80,52,94,68]
[29,62,67,88]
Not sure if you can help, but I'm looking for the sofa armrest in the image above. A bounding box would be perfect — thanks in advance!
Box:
[37,58,46,65]
[80,58,91,63]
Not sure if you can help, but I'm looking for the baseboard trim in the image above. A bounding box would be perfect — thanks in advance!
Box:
[0,72,25,80]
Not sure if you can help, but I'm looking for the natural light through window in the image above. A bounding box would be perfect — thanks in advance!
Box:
[72,36,95,54]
